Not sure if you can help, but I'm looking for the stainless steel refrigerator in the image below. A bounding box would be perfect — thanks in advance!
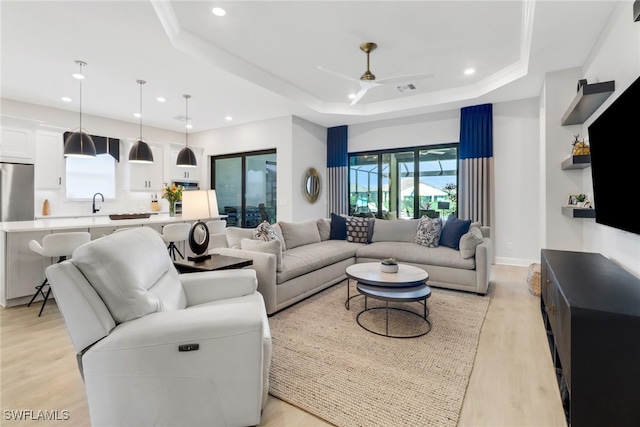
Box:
[0,162,35,221]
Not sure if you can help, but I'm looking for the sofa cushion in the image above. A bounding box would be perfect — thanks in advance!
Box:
[252,220,279,242]
[279,219,321,249]
[226,227,254,249]
[329,212,347,240]
[317,218,331,241]
[346,217,373,243]
[439,216,472,250]
[241,238,283,272]
[72,227,187,324]
[356,242,476,270]
[415,216,442,247]
[459,227,484,259]
[371,218,420,243]
[277,240,362,283]
[271,223,287,251]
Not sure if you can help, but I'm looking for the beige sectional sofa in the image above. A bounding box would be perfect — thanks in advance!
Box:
[210,217,492,316]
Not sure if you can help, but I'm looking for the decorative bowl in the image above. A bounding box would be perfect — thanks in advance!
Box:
[380,263,399,273]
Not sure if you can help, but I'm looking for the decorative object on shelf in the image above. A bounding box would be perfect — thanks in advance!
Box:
[576,194,587,208]
[182,190,219,262]
[161,182,182,216]
[176,94,197,167]
[151,194,160,212]
[583,201,592,209]
[380,257,398,273]
[303,167,321,203]
[128,80,154,164]
[567,194,579,206]
[64,60,96,158]
[571,134,590,155]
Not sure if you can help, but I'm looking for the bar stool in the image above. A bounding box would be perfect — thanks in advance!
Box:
[27,231,91,317]
[160,223,191,261]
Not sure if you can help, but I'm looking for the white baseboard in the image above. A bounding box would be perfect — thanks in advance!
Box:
[495,257,538,267]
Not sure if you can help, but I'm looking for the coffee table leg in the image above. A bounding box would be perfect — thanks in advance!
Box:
[347,278,350,310]
[386,301,389,336]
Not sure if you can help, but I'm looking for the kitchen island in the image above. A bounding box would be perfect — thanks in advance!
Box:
[0,214,225,307]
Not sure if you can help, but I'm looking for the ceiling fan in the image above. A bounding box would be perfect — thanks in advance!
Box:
[318,42,435,105]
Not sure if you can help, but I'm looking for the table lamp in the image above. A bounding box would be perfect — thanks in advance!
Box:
[182,190,219,262]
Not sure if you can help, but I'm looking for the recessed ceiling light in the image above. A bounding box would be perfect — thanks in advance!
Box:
[225,116,233,121]
[61,97,72,102]
[186,124,193,129]
[72,73,85,80]
[156,97,166,103]
[464,68,476,76]
[212,7,226,16]
[134,113,141,118]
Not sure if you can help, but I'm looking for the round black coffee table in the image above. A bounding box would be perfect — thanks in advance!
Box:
[345,263,432,338]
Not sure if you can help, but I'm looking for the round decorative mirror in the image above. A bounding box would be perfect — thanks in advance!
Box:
[188,221,210,259]
[303,168,321,203]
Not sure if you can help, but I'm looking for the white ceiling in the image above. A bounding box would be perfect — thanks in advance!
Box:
[0,1,619,134]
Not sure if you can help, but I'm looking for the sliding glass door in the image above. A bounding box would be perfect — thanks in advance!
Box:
[211,150,277,228]
[348,144,458,220]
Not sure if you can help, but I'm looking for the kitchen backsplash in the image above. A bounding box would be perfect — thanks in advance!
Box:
[35,189,171,218]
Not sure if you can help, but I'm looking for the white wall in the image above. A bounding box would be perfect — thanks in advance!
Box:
[580,1,640,276]
[291,116,327,221]
[189,116,296,222]
[493,98,540,265]
[1,99,185,216]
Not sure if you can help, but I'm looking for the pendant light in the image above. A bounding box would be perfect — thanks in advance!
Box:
[176,94,197,167]
[128,80,154,163]
[64,61,96,158]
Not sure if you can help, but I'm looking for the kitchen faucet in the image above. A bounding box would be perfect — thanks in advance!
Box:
[92,192,104,214]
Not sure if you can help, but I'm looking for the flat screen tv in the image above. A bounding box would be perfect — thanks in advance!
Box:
[587,75,640,235]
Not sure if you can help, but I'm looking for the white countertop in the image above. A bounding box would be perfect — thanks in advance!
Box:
[0,215,227,232]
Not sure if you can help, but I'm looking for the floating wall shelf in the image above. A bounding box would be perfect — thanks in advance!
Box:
[561,81,615,126]
[562,207,595,218]
[561,155,591,170]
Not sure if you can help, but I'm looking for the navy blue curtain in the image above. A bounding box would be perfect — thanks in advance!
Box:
[459,104,493,226]
[327,125,348,215]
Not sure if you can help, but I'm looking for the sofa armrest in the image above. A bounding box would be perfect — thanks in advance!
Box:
[180,269,258,307]
[214,247,278,315]
[474,237,491,294]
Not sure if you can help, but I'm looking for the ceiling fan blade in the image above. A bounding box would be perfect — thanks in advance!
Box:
[350,87,369,105]
[316,66,359,83]
[376,73,435,85]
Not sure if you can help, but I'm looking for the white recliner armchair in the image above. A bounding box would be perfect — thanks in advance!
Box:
[46,226,272,427]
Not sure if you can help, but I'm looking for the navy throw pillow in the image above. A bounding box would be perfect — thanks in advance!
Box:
[439,216,472,250]
[329,213,347,240]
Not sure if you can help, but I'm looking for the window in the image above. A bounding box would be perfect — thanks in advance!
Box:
[349,144,458,219]
[66,154,116,199]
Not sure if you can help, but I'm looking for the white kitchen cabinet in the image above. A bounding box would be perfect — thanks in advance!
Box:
[35,130,65,189]
[124,141,164,192]
[0,116,40,164]
[168,144,203,183]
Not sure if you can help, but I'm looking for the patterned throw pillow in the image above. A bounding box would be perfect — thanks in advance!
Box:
[415,216,442,247]
[346,217,372,243]
[253,220,279,242]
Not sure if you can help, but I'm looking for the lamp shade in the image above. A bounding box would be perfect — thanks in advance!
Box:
[182,190,218,221]
[128,139,154,163]
[437,201,450,210]
[64,130,96,158]
[176,146,197,167]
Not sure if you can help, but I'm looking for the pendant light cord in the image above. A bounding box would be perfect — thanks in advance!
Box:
[138,80,144,140]
[78,62,83,131]
[184,94,191,148]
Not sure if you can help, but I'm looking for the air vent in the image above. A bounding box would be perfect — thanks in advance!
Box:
[396,83,417,93]
[173,115,189,122]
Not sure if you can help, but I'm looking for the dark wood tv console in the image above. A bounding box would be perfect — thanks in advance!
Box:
[540,249,640,426]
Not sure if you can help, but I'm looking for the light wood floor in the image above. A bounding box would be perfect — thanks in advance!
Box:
[1,264,566,426]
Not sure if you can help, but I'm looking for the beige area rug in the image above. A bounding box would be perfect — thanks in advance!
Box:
[268,280,492,427]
